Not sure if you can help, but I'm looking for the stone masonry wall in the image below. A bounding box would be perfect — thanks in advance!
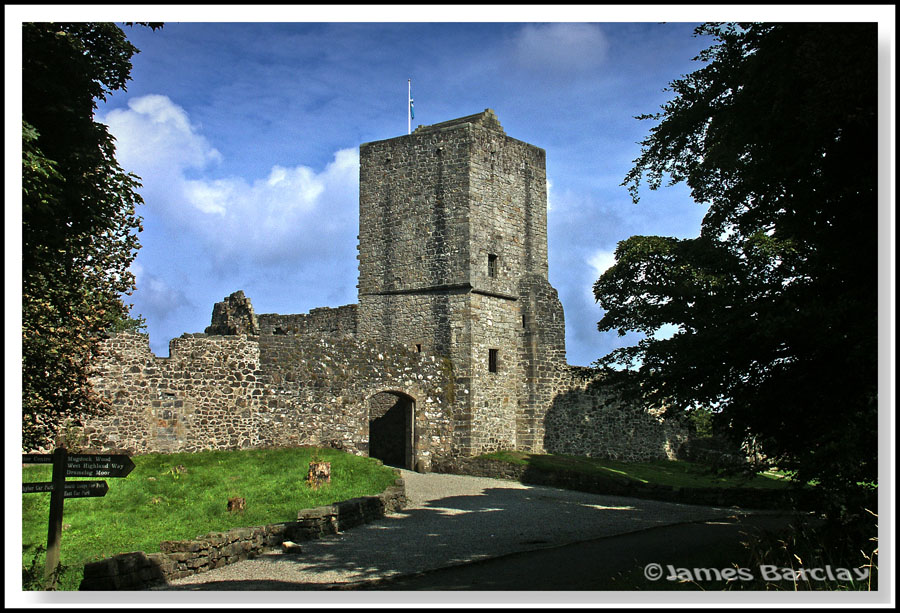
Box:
[258,304,358,336]
[84,324,687,467]
[467,291,520,454]
[204,290,259,336]
[466,110,549,288]
[542,366,690,462]
[356,111,554,458]
[85,332,266,454]
[85,330,455,467]
[463,115,549,456]
[357,120,473,300]
[257,331,457,466]
[516,274,568,453]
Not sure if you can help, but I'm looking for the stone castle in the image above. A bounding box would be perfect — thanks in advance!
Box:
[82,110,687,469]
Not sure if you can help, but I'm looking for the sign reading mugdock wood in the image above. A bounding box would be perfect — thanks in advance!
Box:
[22,453,135,478]
[22,448,134,588]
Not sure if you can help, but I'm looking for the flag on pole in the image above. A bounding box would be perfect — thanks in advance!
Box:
[410,98,414,120]
[408,79,414,134]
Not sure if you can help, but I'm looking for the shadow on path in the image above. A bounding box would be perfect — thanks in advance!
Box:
[157,479,785,590]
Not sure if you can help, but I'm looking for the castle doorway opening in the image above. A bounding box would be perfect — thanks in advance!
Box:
[368,391,414,469]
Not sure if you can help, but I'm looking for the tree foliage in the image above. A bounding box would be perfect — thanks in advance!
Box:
[594,23,878,510]
[22,22,160,450]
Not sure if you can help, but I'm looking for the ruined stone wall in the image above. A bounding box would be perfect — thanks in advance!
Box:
[541,366,690,462]
[86,333,267,454]
[85,331,455,467]
[517,274,568,453]
[204,290,259,336]
[257,304,357,336]
[85,326,686,465]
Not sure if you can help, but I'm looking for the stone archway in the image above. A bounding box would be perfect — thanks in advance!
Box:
[367,391,415,469]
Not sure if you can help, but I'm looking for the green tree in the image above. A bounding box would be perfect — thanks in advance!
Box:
[22,22,161,450]
[594,24,878,513]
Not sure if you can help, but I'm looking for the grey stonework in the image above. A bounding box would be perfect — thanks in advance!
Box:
[86,328,455,468]
[78,110,687,466]
[258,304,358,336]
[204,290,259,336]
[357,109,558,458]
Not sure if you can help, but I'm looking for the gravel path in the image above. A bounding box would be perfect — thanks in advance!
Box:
[155,470,752,590]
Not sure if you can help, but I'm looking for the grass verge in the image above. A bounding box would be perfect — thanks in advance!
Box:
[22,446,398,591]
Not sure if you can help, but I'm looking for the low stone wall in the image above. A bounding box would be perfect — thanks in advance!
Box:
[434,457,810,511]
[79,478,406,590]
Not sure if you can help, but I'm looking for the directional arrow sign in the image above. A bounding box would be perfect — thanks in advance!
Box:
[22,482,54,494]
[23,453,136,478]
[62,480,109,498]
[23,481,109,498]
[23,448,129,588]
[65,454,135,478]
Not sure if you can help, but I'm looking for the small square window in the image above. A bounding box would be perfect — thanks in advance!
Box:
[415,343,422,353]
[489,348,498,373]
[488,253,498,278]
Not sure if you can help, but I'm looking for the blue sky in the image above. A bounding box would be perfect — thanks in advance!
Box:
[97,17,712,366]
[8,6,891,367]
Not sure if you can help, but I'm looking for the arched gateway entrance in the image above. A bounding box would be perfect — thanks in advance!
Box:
[367,391,415,469]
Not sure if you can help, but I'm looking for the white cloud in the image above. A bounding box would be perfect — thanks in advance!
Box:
[102,94,222,176]
[97,94,363,353]
[183,180,233,216]
[100,95,359,266]
[588,249,617,279]
[511,23,609,77]
[546,177,554,212]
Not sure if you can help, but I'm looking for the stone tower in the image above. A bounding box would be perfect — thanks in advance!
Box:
[357,110,566,457]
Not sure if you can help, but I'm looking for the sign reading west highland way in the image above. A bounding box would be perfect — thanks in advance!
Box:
[21,453,135,478]
[22,448,134,587]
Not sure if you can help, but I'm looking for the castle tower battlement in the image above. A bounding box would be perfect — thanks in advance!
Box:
[357,109,564,456]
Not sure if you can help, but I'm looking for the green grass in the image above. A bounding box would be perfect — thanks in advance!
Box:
[477,450,794,490]
[22,447,398,591]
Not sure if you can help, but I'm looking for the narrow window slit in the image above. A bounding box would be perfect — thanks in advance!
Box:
[488,253,498,278]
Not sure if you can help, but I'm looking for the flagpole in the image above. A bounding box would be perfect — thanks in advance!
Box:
[408,79,411,135]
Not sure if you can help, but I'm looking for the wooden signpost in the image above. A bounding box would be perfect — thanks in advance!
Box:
[22,448,134,588]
